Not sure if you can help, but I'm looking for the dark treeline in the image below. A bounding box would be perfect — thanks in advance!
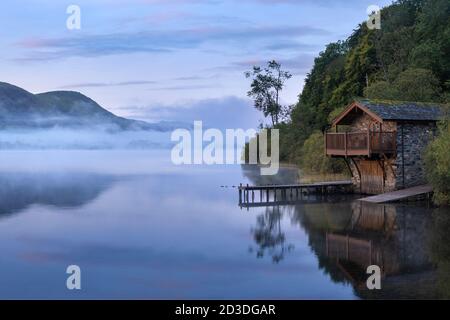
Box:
[244,0,450,203]
[274,0,449,174]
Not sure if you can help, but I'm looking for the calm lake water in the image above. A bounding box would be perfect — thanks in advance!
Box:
[0,150,449,299]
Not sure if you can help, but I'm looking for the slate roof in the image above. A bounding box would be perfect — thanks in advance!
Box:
[358,99,444,121]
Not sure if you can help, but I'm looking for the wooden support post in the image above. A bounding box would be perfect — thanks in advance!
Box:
[239,187,242,203]
[246,184,249,203]
[346,234,350,260]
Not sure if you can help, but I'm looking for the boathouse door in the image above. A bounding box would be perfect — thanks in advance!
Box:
[359,160,384,194]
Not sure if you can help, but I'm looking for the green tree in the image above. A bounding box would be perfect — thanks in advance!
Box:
[245,60,292,126]
[425,116,450,205]
[364,81,398,100]
[365,68,442,101]
[299,131,347,175]
[394,68,442,101]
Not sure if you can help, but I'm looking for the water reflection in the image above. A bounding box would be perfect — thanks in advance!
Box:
[250,206,294,263]
[324,201,434,299]
[246,189,448,298]
[429,208,450,299]
[0,152,448,299]
[0,172,120,217]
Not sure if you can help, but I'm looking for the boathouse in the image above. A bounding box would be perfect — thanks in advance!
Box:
[325,99,443,194]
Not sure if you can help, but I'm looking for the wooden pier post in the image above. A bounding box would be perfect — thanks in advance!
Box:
[239,184,242,203]
[236,180,353,207]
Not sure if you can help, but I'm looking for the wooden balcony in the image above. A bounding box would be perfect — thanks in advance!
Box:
[325,131,396,157]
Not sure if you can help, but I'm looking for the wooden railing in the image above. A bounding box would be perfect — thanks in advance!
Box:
[325,131,396,156]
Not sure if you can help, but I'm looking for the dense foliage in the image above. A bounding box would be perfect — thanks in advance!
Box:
[245,61,292,126]
[298,131,347,175]
[425,117,450,205]
[278,0,450,173]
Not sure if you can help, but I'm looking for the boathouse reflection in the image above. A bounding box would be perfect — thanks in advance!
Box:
[328,202,417,279]
[317,201,435,298]
[248,197,442,298]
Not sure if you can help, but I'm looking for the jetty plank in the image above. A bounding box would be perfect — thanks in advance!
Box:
[359,184,432,203]
[238,180,353,208]
[238,180,352,191]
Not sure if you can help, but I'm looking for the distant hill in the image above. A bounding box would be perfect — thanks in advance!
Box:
[0,82,184,131]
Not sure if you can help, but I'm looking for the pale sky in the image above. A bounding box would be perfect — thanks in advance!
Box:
[0,0,392,127]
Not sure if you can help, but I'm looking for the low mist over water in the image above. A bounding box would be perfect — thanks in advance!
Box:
[0,150,446,299]
[0,128,173,150]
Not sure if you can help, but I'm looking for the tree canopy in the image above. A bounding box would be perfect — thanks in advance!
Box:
[245,60,292,126]
[278,0,450,168]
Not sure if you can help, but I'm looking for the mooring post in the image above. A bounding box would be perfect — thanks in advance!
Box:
[239,184,242,204]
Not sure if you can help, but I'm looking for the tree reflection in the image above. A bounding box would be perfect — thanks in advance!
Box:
[429,207,450,299]
[0,172,119,218]
[250,206,294,263]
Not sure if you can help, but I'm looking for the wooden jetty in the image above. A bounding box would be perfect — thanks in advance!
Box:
[359,184,432,203]
[238,180,352,207]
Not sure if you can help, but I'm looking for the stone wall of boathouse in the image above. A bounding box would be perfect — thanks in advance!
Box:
[395,122,437,189]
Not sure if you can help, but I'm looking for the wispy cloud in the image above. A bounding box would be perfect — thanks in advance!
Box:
[172,74,219,81]
[15,25,329,61]
[209,53,315,75]
[120,12,250,28]
[147,84,217,91]
[172,76,204,81]
[59,80,157,89]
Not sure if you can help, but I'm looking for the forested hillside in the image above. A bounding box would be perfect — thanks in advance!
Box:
[278,0,449,170]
